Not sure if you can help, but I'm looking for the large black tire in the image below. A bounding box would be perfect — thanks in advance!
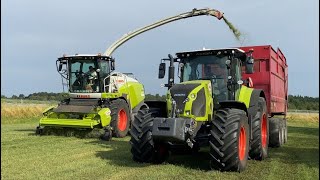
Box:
[209,108,249,172]
[269,117,283,147]
[110,99,130,138]
[249,97,269,160]
[35,126,43,135]
[130,109,168,163]
[283,118,288,144]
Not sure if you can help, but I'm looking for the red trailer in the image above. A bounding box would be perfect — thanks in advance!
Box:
[239,45,288,147]
[239,45,288,117]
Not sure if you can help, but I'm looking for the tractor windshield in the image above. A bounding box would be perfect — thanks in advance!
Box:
[181,55,229,100]
[69,59,110,93]
[181,55,228,81]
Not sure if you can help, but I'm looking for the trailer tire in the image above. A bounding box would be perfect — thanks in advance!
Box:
[209,108,249,172]
[249,97,269,160]
[110,99,130,138]
[130,109,168,163]
[283,118,288,144]
[269,118,282,147]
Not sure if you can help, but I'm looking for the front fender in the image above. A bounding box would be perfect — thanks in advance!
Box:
[98,108,112,127]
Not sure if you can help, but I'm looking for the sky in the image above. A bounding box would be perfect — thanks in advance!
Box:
[1,0,319,97]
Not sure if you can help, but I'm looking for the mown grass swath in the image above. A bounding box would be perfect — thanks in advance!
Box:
[1,101,319,179]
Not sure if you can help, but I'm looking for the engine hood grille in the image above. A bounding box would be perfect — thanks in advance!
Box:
[169,83,201,113]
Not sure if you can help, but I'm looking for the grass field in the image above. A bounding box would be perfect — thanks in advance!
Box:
[1,102,319,180]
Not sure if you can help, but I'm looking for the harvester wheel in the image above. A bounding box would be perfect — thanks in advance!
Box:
[110,99,130,138]
[249,97,269,160]
[269,117,283,147]
[101,127,112,141]
[35,126,43,135]
[209,108,249,172]
[130,109,168,163]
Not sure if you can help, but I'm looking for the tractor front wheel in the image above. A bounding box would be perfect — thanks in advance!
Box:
[130,109,168,163]
[209,108,249,172]
[110,99,130,138]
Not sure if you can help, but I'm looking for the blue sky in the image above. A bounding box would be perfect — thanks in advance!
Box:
[1,0,319,97]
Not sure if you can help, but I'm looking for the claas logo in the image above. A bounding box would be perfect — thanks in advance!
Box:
[77,95,90,98]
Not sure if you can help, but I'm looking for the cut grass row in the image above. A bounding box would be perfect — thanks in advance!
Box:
[1,103,319,180]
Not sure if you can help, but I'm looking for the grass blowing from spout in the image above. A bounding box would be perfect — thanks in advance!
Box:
[222,16,242,41]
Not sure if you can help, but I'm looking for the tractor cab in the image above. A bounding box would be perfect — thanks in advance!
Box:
[159,48,254,102]
[176,48,253,101]
[56,54,115,94]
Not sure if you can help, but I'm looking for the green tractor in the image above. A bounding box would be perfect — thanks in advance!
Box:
[36,54,147,140]
[130,48,269,172]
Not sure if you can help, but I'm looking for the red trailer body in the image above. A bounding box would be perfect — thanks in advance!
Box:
[239,45,288,117]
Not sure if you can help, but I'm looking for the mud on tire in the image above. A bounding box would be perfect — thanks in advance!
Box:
[209,108,249,172]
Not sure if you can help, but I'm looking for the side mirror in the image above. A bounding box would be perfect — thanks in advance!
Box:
[58,63,63,71]
[158,62,166,79]
[110,60,115,71]
[245,57,254,74]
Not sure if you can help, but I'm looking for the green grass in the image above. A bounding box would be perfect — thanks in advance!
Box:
[1,118,319,180]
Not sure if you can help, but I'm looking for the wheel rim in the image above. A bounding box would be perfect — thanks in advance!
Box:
[118,109,127,131]
[238,126,246,161]
[261,114,267,148]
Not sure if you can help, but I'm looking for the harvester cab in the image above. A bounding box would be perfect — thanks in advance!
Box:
[130,48,269,172]
[36,54,147,140]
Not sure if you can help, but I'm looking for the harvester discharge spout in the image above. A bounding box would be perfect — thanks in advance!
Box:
[104,8,224,57]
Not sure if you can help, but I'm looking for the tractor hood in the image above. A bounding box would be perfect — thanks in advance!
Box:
[167,80,212,120]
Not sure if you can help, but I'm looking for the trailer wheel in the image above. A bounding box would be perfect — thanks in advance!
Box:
[110,99,130,138]
[130,109,168,163]
[249,97,269,160]
[283,118,288,144]
[209,108,249,172]
[269,118,283,147]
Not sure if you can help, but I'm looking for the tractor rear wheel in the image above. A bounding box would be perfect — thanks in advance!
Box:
[130,109,168,163]
[209,108,249,172]
[110,99,130,138]
[249,97,269,160]
[269,117,283,147]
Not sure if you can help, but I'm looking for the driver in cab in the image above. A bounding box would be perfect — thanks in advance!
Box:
[85,66,98,91]
[204,62,227,100]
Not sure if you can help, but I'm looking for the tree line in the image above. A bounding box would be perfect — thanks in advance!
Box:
[1,93,318,110]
